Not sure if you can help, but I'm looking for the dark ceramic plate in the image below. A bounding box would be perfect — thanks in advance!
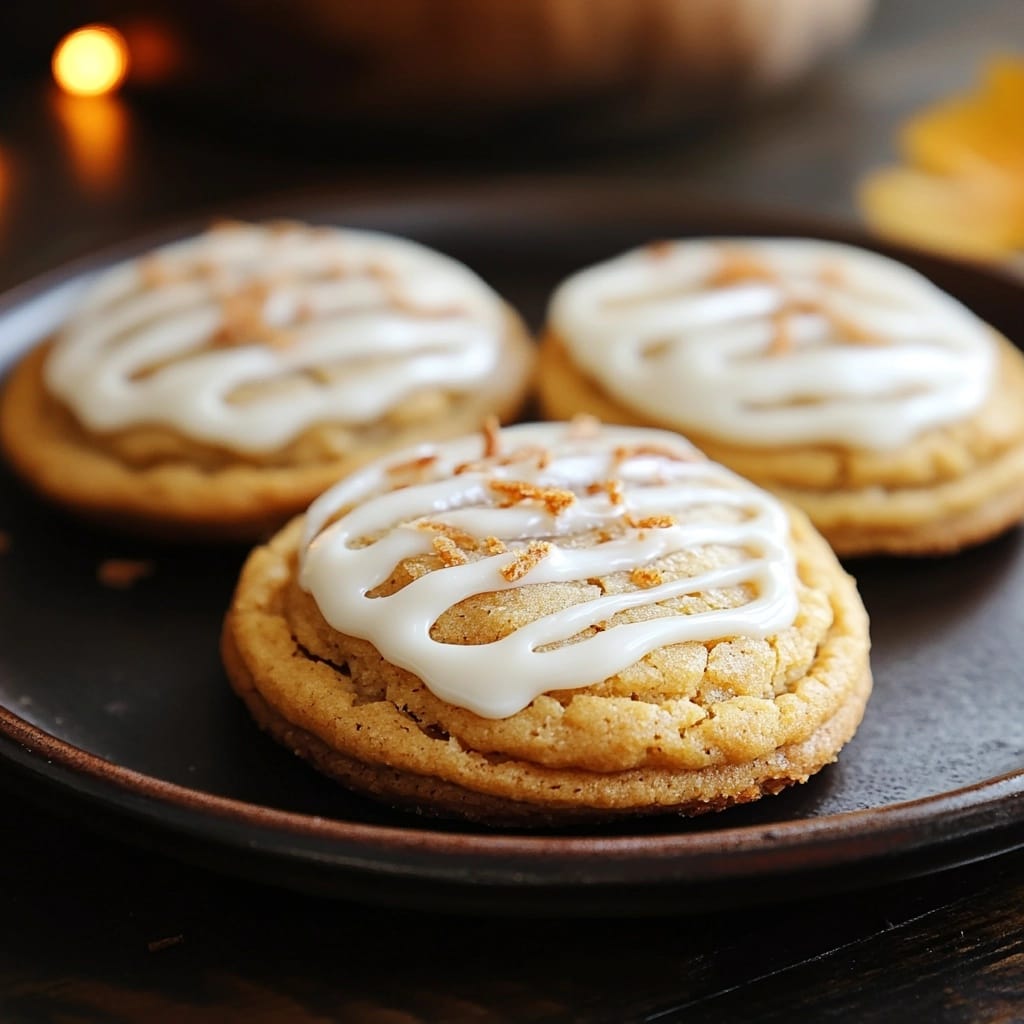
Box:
[2,184,1024,915]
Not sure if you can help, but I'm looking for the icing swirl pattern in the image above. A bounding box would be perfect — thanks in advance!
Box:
[299,422,798,719]
[44,222,507,454]
[549,238,996,450]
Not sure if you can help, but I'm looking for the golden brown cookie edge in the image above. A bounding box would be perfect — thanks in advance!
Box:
[221,508,873,826]
[0,315,535,542]
[537,328,1024,557]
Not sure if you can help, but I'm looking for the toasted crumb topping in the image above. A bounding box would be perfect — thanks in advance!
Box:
[388,453,439,477]
[630,566,664,588]
[384,283,468,319]
[419,520,479,550]
[707,249,778,288]
[830,311,888,346]
[645,240,675,260]
[586,479,625,505]
[138,256,171,288]
[97,558,154,589]
[453,428,553,477]
[499,540,552,582]
[490,479,576,515]
[625,513,676,530]
[366,259,397,283]
[432,535,468,567]
[483,535,508,555]
[482,416,502,459]
[502,445,551,470]
[769,311,795,355]
[613,443,697,467]
[211,283,293,349]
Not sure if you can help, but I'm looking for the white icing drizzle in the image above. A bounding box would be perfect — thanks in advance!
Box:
[299,423,798,719]
[44,222,507,453]
[549,238,996,450]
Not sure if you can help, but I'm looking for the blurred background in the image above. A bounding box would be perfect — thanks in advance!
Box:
[0,0,1020,285]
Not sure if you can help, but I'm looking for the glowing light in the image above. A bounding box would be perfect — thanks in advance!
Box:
[52,26,128,98]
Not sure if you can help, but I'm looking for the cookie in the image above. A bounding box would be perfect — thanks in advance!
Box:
[222,421,871,825]
[539,238,1024,556]
[0,220,534,540]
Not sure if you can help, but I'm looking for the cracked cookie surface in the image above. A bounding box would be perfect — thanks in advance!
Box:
[222,422,871,824]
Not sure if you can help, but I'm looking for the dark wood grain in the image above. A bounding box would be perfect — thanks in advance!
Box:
[2,1,1024,1021]
[2,785,1024,1023]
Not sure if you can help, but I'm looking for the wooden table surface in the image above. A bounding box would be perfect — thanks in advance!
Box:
[2,2,1024,1021]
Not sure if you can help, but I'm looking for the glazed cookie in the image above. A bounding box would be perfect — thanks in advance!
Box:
[222,421,871,825]
[0,221,534,540]
[539,239,1024,556]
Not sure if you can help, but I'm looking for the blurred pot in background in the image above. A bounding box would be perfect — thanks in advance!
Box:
[29,0,876,143]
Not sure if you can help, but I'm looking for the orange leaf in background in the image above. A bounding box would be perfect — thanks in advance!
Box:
[901,58,1024,182]
[981,55,1024,121]
[901,100,1024,180]
[859,166,1024,259]
[859,55,1024,261]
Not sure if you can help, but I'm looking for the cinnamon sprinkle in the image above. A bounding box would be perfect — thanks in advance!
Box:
[384,283,467,318]
[587,479,624,505]
[308,366,334,385]
[432,535,468,567]
[501,444,551,469]
[211,283,277,348]
[829,311,888,346]
[454,443,552,475]
[419,520,479,550]
[499,541,552,582]
[768,311,795,356]
[489,479,576,515]
[625,513,676,530]
[646,240,675,260]
[366,259,397,282]
[707,248,777,288]
[387,453,439,477]
[613,443,696,467]
[138,256,171,288]
[482,416,502,459]
[819,263,845,287]
[97,558,154,589]
[630,566,664,589]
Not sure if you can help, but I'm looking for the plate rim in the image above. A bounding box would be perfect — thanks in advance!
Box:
[3,180,1024,892]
